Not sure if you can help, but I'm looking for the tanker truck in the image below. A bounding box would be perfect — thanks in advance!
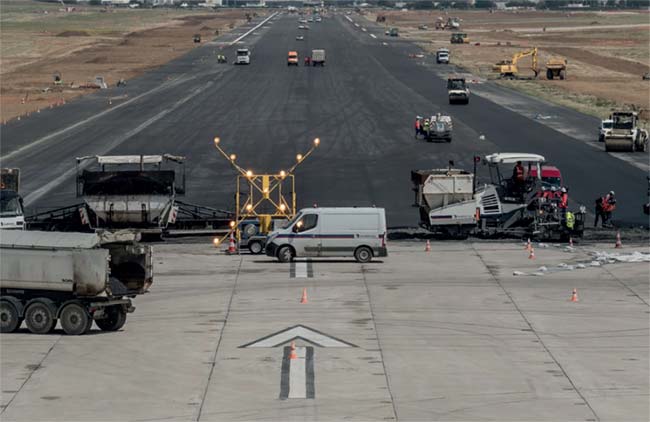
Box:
[0,230,152,335]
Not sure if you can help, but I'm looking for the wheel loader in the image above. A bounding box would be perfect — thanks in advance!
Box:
[604,111,648,153]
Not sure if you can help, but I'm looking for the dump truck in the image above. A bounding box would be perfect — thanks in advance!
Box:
[546,57,566,80]
[447,76,470,104]
[412,153,585,240]
[26,155,232,235]
[0,230,152,335]
[604,111,648,152]
[450,33,468,44]
[418,113,453,142]
[311,49,325,66]
[1,169,25,230]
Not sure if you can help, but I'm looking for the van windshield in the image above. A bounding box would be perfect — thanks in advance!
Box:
[285,212,303,228]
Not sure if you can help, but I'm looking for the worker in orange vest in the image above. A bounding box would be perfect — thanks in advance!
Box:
[558,187,569,214]
[512,161,525,193]
[414,116,421,138]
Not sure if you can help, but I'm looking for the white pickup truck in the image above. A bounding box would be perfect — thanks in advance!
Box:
[236,48,251,65]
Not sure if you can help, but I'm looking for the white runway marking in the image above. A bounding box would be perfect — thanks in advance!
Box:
[288,347,306,399]
[295,259,308,278]
[370,34,377,39]
[22,82,212,206]
[230,12,278,45]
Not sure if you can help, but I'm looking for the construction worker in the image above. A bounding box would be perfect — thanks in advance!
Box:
[594,191,616,227]
[423,118,430,137]
[512,161,525,193]
[558,187,568,216]
[415,116,421,138]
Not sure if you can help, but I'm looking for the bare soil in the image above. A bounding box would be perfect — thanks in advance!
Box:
[364,9,650,121]
[0,2,257,122]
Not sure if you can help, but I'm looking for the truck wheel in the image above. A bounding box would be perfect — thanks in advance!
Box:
[277,246,294,263]
[249,240,264,255]
[60,303,91,335]
[25,301,56,334]
[96,306,127,332]
[447,137,452,143]
[546,69,553,80]
[0,301,21,333]
[354,246,373,263]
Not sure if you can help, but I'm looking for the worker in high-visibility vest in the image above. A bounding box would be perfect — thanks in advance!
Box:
[415,116,421,138]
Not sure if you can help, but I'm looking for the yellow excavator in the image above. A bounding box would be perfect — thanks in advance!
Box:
[493,48,539,79]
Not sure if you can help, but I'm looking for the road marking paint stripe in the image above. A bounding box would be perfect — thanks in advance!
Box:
[22,82,211,206]
[295,259,307,278]
[2,75,195,161]
[370,34,377,39]
[244,326,356,348]
[230,12,278,46]
[279,346,291,399]
[288,347,307,399]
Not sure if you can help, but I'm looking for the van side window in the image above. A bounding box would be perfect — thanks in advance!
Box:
[295,214,318,232]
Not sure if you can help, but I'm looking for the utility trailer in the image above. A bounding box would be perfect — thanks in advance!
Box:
[26,155,233,236]
[0,230,152,335]
[412,153,585,240]
[419,113,453,142]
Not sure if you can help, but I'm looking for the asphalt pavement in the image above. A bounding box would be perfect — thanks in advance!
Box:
[1,12,648,227]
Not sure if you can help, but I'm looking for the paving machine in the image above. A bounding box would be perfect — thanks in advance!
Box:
[604,111,648,152]
[26,155,232,235]
[412,153,585,240]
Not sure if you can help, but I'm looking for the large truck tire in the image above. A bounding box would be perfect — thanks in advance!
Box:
[24,300,56,334]
[248,240,264,255]
[546,69,553,80]
[60,302,92,335]
[96,306,126,332]
[0,300,22,333]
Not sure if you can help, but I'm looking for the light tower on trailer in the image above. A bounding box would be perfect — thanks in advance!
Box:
[212,137,320,248]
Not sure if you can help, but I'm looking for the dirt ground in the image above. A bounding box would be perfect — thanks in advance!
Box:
[365,9,650,122]
[0,1,259,122]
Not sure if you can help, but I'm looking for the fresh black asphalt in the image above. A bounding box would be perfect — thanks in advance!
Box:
[1,12,647,227]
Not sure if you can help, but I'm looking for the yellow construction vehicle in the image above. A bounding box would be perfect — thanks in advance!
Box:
[493,48,539,79]
[545,57,567,80]
[450,33,469,44]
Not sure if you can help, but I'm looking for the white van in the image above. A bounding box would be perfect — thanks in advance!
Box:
[236,48,250,65]
[265,207,387,263]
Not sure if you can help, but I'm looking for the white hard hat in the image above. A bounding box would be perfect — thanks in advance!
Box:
[609,190,615,195]
[561,187,567,193]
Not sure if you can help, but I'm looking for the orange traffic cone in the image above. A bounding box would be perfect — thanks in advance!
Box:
[528,247,535,260]
[524,238,532,251]
[289,341,298,360]
[300,288,308,304]
[425,240,431,252]
[227,232,236,254]
[615,232,622,248]
[570,288,579,302]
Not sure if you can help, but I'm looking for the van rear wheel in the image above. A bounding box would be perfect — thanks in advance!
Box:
[354,246,373,263]
[277,246,294,263]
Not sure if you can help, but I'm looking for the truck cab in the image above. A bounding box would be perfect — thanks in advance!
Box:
[598,119,613,142]
[236,48,251,65]
[436,48,450,64]
[287,51,299,66]
[0,168,24,230]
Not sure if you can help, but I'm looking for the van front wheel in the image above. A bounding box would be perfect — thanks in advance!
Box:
[354,246,373,263]
[277,246,294,263]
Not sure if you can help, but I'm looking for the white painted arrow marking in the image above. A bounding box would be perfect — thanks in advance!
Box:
[241,325,356,348]
[288,347,307,399]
